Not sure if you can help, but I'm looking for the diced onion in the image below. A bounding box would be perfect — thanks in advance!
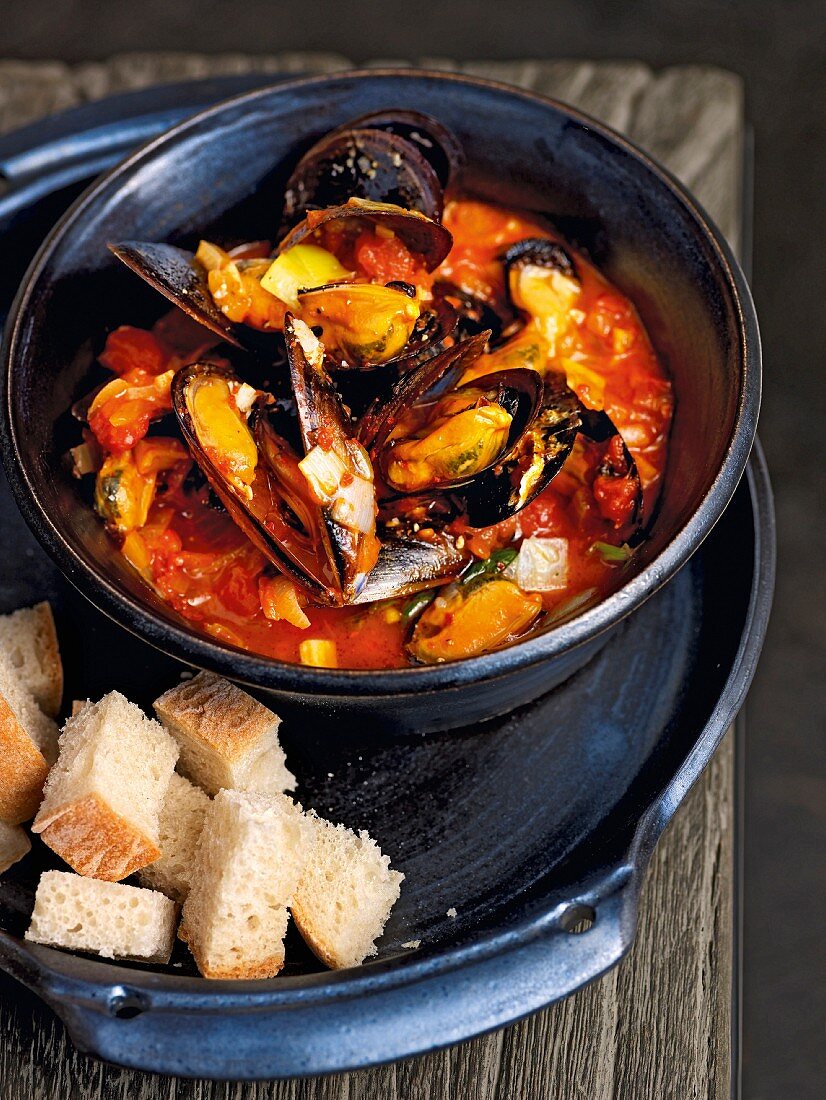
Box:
[331,475,375,535]
[506,536,569,592]
[299,444,349,502]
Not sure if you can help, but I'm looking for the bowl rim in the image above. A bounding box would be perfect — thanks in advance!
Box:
[1,67,761,695]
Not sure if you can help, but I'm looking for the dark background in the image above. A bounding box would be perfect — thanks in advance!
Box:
[0,1,824,1095]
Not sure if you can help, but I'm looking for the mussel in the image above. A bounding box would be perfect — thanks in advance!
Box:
[281,123,447,228]
[109,242,247,350]
[328,110,464,191]
[171,362,343,604]
[502,237,582,352]
[283,315,381,600]
[277,197,453,274]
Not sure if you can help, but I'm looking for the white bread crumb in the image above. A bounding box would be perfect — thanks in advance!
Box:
[401,939,421,950]
[138,773,210,903]
[291,814,403,969]
[446,907,457,918]
[0,647,59,824]
[180,790,313,979]
[0,820,31,873]
[25,870,177,962]
[154,672,294,796]
[33,692,178,880]
[0,602,63,717]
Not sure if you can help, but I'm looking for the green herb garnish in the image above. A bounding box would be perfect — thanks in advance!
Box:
[591,540,633,564]
[461,547,518,585]
[402,589,437,621]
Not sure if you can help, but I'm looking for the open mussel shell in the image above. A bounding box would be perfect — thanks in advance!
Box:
[501,237,578,282]
[277,197,453,274]
[458,369,582,527]
[359,331,491,457]
[329,110,464,190]
[282,127,444,228]
[109,242,245,349]
[378,368,544,495]
[171,362,343,605]
[284,315,380,601]
[578,406,644,533]
[297,280,457,373]
[433,281,516,346]
[353,533,467,605]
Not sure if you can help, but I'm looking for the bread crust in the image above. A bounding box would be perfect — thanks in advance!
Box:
[30,602,63,717]
[34,792,161,880]
[179,921,286,979]
[154,672,279,763]
[289,902,341,970]
[0,693,50,824]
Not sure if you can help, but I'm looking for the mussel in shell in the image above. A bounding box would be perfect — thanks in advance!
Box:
[277,197,453,274]
[328,110,464,191]
[281,122,450,228]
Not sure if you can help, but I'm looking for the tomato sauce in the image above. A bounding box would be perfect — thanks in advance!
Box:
[83,199,673,669]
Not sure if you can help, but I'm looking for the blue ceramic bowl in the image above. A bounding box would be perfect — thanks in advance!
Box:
[1,70,760,733]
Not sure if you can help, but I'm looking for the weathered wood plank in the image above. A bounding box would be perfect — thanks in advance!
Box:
[0,53,739,1100]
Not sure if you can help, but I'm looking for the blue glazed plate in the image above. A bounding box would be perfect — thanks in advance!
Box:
[0,78,774,1078]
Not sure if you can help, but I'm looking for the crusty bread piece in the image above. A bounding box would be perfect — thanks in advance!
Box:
[0,602,63,717]
[0,820,31,873]
[25,870,177,962]
[0,649,59,824]
[154,672,294,796]
[179,790,313,979]
[70,699,90,718]
[291,815,404,969]
[138,772,210,903]
[33,692,178,881]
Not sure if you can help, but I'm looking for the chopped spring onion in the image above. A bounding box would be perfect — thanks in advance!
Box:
[299,445,348,502]
[461,547,518,586]
[591,540,633,564]
[299,638,338,668]
[330,473,375,535]
[261,245,350,309]
[505,537,568,592]
[402,589,437,621]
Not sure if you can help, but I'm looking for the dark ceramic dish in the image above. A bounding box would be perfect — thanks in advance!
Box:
[0,71,760,733]
[0,73,773,1079]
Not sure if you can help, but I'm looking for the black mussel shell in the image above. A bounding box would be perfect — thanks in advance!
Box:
[276,197,453,273]
[109,242,245,349]
[578,407,644,533]
[353,533,467,604]
[458,369,581,527]
[358,331,491,456]
[433,281,516,346]
[282,127,444,228]
[377,367,544,495]
[501,237,578,282]
[284,315,380,601]
[330,110,464,191]
[171,362,342,604]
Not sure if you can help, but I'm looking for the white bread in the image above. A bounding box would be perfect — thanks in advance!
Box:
[154,672,294,796]
[291,815,404,969]
[33,692,178,881]
[25,870,177,963]
[0,820,31,873]
[0,648,59,824]
[179,790,313,979]
[138,772,210,903]
[0,602,63,717]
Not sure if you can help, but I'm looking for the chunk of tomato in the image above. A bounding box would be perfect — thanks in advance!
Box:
[99,326,169,376]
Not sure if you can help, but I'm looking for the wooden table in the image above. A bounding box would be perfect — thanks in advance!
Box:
[0,55,742,1099]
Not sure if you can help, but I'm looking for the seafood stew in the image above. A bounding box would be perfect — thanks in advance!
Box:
[71,112,673,670]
